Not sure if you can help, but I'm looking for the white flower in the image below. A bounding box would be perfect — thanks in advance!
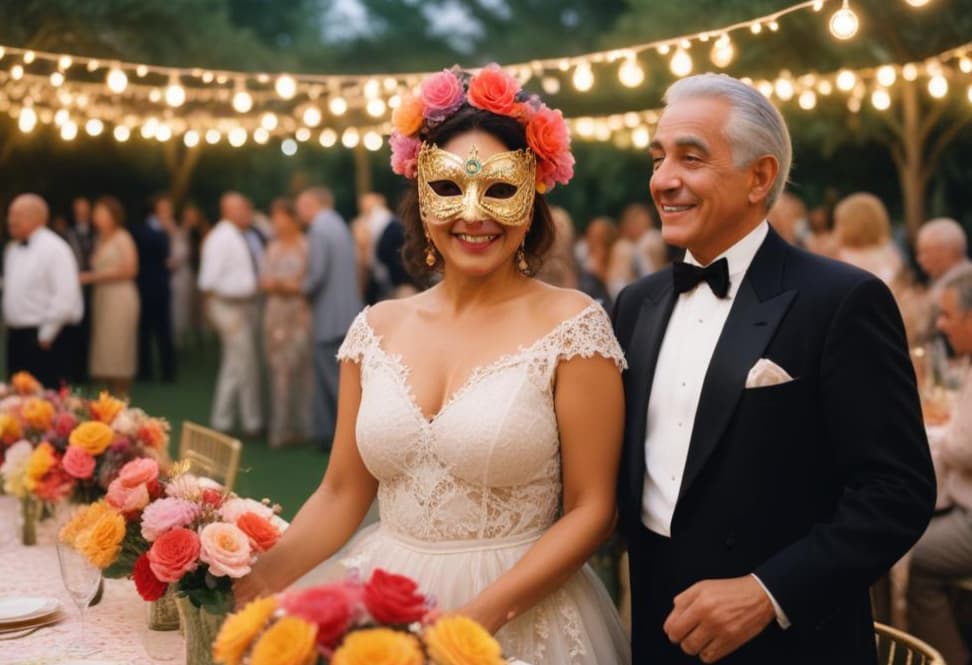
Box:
[164,473,202,500]
[111,408,144,437]
[220,497,274,523]
[1,440,34,496]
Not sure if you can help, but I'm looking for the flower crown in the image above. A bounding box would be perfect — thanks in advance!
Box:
[390,64,575,194]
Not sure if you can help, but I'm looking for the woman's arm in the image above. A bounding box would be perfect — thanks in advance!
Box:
[82,235,139,284]
[459,353,625,633]
[234,360,378,604]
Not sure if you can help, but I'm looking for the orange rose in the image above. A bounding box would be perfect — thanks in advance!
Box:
[331,628,424,665]
[467,64,520,117]
[69,421,114,456]
[424,616,505,665]
[392,93,425,136]
[137,418,169,449]
[249,617,318,665]
[24,442,57,491]
[75,508,127,568]
[89,391,125,424]
[22,398,55,431]
[59,501,117,546]
[212,596,278,665]
[236,512,280,553]
[0,414,23,444]
[11,371,42,395]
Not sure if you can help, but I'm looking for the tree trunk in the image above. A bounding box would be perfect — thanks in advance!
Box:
[896,80,926,242]
[163,142,203,208]
[353,143,371,202]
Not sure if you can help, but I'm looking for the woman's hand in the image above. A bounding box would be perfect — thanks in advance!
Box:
[457,597,507,635]
[232,569,275,609]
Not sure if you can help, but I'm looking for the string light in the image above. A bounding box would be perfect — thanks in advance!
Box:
[960,57,972,74]
[23,51,35,64]
[18,107,37,133]
[775,77,796,101]
[183,130,200,147]
[618,56,645,88]
[260,112,278,131]
[329,97,347,116]
[836,69,857,91]
[155,123,172,142]
[165,78,186,108]
[275,74,297,99]
[106,68,128,94]
[363,131,383,151]
[341,127,360,148]
[295,127,311,142]
[85,118,104,136]
[710,34,735,68]
[205,129,220,144]
[928,74,948,98]
[50,71,64,87]
[904,0,931,6]
[113,125,130,142]
[902,63,919,81]
[302,106,322,127]
[871,88,892,109]
[319,128,338,147]
[798,90,817,109]
[541,76,560,94]
[829,0,859,40]
[254,128,270,144]
[281,138,298,156]
[366,98,387,117]
[58,55,71,70]
[670,48,693,77]
[572,63,594,92]
[876,65,897,87]
[232,87,253,113]
[228,127,247,147]
[11,65,24,80]
[60,120,78,141]
[136,65,148,77]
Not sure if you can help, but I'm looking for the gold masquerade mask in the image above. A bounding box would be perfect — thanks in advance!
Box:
[417,142,536,228]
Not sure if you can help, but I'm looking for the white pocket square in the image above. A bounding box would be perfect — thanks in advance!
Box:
[745,358,794,388]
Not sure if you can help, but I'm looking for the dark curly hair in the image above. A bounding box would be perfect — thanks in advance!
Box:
[399,106,555,286]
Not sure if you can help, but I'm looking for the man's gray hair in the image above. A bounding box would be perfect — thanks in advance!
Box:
[945,268,972,314]
[302,186,334,209]
[920,217,967,256]
[664,73,792,208]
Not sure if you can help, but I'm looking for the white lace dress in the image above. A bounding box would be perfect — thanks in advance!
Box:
[336,302,632,665]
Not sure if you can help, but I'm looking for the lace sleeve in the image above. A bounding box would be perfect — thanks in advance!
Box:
[336,308,373,364]
[549,303,627,371]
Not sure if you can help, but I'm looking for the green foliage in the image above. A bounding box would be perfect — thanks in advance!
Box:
[177,565,235,614]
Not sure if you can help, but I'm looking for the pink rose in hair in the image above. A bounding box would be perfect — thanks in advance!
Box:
[62,445,95,479]
[419,69,465,122]
[390,132,422,178]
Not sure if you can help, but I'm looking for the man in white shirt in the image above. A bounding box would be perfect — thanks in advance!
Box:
[197,191,263,435]
[3,193,84,388]
[613,74,934,663]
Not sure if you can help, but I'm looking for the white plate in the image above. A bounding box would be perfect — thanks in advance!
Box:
[0,596,60,624]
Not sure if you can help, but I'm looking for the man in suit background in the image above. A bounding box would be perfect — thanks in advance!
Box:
[132,194,176,382]
[296,187,362,452]
[613,73,935,663]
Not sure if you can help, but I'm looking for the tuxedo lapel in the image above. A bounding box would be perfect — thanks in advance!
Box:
[625,280,676,504]
[677,230,797,504]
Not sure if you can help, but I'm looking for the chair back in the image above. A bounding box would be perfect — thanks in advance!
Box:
[874,622,945,665]
[177,422,242,491]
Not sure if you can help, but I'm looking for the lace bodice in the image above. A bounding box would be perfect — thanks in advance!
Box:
[337,302,626,542]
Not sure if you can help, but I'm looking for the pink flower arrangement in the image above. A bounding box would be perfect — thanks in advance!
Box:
[148,527,201,582]
[388,64,575,193]
[62,445,95,479]
[141,497,200,541]
[199,522,253,578]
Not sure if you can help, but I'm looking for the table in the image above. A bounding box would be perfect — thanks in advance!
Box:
[0,496,184,664]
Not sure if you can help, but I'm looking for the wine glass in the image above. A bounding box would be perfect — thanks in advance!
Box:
[55,533,102,657]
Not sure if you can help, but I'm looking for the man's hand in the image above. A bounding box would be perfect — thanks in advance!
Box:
[663,575,777,663]
[38,339,52,351]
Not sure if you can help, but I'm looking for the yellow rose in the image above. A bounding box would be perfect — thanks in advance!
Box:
[89,391,125,424]
[24,442,57,491]
[424,616,505,665]
[212,596,278,665]
[69,421,114,456]
[249,617,318,665]
[59,501,116,546]
[0,414,23,443]
[11,371,42,395]
[22,398,55,431]
[75,509,126,568]
[331,628,424,665]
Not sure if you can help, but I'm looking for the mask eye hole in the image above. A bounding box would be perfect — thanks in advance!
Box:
[429,180,461,197]
[485,183,517,199]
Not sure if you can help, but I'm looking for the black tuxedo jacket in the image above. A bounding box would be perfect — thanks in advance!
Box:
[613,228,935,664]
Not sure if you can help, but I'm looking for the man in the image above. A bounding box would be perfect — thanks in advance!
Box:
[132,194,176,381]
[908,269,972,665]
[353,192,413,303]
[3,194,84,388]
[197,191,263,435]
[65,195,97,383]
[613,74,935,663]
[296,187,362,451]
[917,218,972,299]
[66,196,96,271]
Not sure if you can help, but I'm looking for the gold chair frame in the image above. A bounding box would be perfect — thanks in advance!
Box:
[177,421,242,491]
[874,621,946,665]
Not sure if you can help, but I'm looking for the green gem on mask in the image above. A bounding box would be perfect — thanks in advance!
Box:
[465,158,482,175]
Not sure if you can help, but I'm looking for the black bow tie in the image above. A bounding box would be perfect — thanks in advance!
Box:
[17,239,28,247]
[673,258,730,298]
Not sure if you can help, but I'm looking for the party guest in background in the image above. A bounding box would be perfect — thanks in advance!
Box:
[132,194,176,381]
[3,193,84,388]
[66,195,97,383]
[81,196,140,396]
[162,205,195,349]
[260,198,312,448]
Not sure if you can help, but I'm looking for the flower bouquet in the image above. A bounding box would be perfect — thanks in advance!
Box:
[213,569,510,665]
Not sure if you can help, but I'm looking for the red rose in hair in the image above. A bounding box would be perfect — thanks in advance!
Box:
[467,64,520,117]
[133,553,167,601]
[236,512,280,553]
[362,569,428,625]
[280,585,353,648]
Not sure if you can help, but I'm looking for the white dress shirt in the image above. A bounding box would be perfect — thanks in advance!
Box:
[197,220,258,299]
[641,221,790,628]
[2,226,84,343]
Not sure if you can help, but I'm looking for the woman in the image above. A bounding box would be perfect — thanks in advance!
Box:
[162,204,194,349]
[237,66,630,664]
[81,196,140,395]
[834,192,904,285]
[578,216,620,309]
[260,198,312,448]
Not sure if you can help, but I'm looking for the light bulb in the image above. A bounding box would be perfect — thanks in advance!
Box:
[798,90,817,110]
[11,65,23,80]
[113,125,131,142]
[228,127,247,147]
[364,79,381,99]
[319,129,338,147]
[631,126,650,149]
[54,109,70,127]
[136,65,148,77]
[572,63,594,92]
[542,76,560,94]
[329,97,348,116]
[836,70,857,91]
[902,64,919,81]
[254,128,270,144]
[140,118,158,139]
[829,4,859,40]
[302,106,322,127]
[232,90,253,113]
[50,72,65,87]
[275,75,297,100]
[384,78,398,92]
[165,82,186,107]
[149,89,162,103]
[184,130,200,147]
[205,129,221,144]
[818,80,833,95]
[670,49,693,77]
[756,81,774,98]
[281,138,298,156]
[85,118,104,136]
[364,131,383,151]
[710,35,734,68]
[58,55,72,70]
[87,60,100,72]
[155,124,172,142]
[751,22,763,34]
[904,0,930,6]
[107,68,128,94]
[928,75,948,98]
[960,57,972,74]
[295,128,311,142]
[366,98,387,117]
[624,112,641,128]
[967,84,972,104]
[876,65,897,87]
[618,57,645,88]
[848,97,862,113]
[774,78,795,101]
[260,112,278,131]
[871,88,892,110]
[342,128,360,148]
[18,107,37,133]
[23,51,35,64]
[60,120,78,141]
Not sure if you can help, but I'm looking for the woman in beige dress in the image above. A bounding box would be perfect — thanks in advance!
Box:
[260,198,312,448]
[81,196,140,395]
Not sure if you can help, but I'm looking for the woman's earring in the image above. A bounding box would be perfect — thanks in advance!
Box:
[425,232,438,268]
[516,242,529,274]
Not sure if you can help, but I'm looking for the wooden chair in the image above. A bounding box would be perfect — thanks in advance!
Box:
[874,622,945,665]
[177,421,242,491]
